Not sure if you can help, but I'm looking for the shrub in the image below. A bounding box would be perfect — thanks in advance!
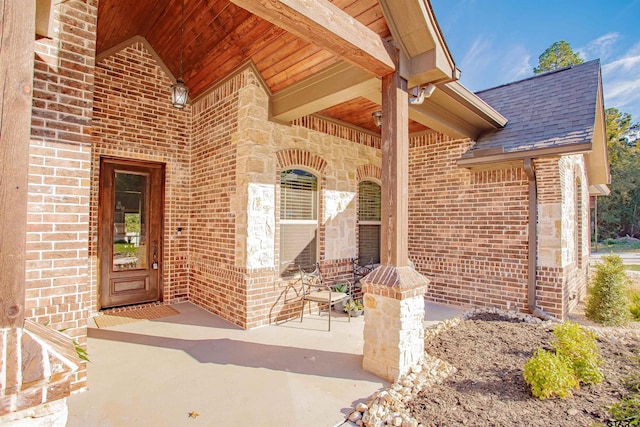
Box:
[630,290,640,321]
[523,348,578,400]
[552,322,603,385]
[586,254,631,326]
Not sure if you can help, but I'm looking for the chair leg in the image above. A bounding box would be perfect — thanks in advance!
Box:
[300,300,305,322]
[328,302,331,331]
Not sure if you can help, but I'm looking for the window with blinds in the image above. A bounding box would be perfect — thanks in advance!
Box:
[279,169,318,277]
[358,180,381,264]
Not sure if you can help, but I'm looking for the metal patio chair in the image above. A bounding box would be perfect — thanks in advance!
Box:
[298,263,350,331]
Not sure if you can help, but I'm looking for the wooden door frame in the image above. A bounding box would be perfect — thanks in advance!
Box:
[97,157,165,309]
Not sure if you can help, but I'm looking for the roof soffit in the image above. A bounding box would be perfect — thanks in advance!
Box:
[378,0,458,87]
[584,77,610,191]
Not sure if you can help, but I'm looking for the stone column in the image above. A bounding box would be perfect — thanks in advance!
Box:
[362,70,429,381]
[362,267,427,381]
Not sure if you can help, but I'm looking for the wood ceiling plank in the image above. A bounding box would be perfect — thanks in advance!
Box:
[229,0,395,77]
[260,41,320,80]
[265,48,334,89]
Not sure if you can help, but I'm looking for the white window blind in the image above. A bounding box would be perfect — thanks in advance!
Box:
[280,169,318,277]
[358,181,381,264]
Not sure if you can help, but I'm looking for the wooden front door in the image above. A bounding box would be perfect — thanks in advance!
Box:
[99,158,164,308]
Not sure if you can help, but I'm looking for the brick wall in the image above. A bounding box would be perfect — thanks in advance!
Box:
[408,132,531,313]
[188,72,245,325]
[92,41,191,312]
[88,36,591,332]
[27,0,97,392]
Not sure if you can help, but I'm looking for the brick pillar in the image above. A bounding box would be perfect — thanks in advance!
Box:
[362,266,427,381]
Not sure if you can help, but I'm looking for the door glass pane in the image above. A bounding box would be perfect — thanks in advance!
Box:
[113,172,147,271]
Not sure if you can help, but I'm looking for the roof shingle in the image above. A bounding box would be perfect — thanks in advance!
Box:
[460,60,601,161]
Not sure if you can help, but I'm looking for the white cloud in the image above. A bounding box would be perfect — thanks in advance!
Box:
[601,41,640,120]
[501,45,531,82]
[458,38,532,90]
[460,37,493,71]
[578,33,620,61]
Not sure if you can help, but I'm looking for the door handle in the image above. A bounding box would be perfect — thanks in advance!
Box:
[152,240,159,270]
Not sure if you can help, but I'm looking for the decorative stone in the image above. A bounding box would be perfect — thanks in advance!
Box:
[349,411,362,422]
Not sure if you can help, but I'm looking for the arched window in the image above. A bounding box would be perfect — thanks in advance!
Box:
[279,169,318,277]
[358,180,381,264]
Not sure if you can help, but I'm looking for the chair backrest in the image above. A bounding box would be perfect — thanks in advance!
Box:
[298,263,323,293]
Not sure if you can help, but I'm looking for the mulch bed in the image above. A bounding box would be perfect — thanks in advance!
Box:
[407,313,639,427]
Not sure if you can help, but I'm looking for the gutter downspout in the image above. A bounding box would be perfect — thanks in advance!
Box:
[523,158,554,321]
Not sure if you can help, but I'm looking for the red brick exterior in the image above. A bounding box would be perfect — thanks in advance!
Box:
[408,134,591,318]
[27,0,98,392]
[92,41,191,312]
[24,11,593,363]
[408,133,531,312]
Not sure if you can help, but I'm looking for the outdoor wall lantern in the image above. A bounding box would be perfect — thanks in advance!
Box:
[372,111,382,128]
[170,0,189,109]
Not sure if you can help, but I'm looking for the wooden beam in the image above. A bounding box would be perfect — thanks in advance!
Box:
[229,0,395,77]
[380,71,409,266]
[271,61,379,122]
[0,0,36,328]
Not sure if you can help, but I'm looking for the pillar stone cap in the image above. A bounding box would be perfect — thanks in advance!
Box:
[361,264,429,300]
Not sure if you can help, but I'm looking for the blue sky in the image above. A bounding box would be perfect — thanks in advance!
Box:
[431,0,640,123]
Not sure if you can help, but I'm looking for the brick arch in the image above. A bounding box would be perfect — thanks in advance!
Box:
[275,149,327,175]
[356,164,382,182]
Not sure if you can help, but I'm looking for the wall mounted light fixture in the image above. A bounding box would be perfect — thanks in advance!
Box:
[372,111,382,128]
[170,0,189,109]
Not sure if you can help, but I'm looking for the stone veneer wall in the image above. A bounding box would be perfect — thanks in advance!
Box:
[408,133,531,313]
[536,155,590,318]
[26,0,97,392]
[92,41,191,312]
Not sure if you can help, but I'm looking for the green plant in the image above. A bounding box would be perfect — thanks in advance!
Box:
[586,254,631,326]
[343,298,363,313]
[608,393,640,426]
[523,348,578,400]
[59,328,90,363]
[333,282,349,293]
[552,322,603,385]
[630,290,640,321]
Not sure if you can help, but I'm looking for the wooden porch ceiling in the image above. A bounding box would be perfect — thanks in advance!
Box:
[97,0,502,137]
[97,0,432,133]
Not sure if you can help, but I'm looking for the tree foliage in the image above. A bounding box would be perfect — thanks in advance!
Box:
[534,41,584,74]
[598,107,640,239]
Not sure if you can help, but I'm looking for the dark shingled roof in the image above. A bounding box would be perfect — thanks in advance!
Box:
[460,60,601,161]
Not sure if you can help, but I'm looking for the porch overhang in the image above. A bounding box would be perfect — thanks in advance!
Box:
[246,0,505,138]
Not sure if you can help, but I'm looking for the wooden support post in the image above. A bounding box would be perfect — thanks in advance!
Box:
[0,0,36,329]
[380,72,409,267]
[361,69,429,381]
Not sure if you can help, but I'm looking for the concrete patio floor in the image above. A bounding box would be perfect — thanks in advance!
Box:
[67,301,463,427]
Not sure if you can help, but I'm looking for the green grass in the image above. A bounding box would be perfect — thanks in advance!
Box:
[626,265,640,272]
[114,242,138,256]
[593,240,640,253]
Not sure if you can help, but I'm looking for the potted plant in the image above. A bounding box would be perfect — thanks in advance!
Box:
[344,298,364,317]
[332,282,350,312]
